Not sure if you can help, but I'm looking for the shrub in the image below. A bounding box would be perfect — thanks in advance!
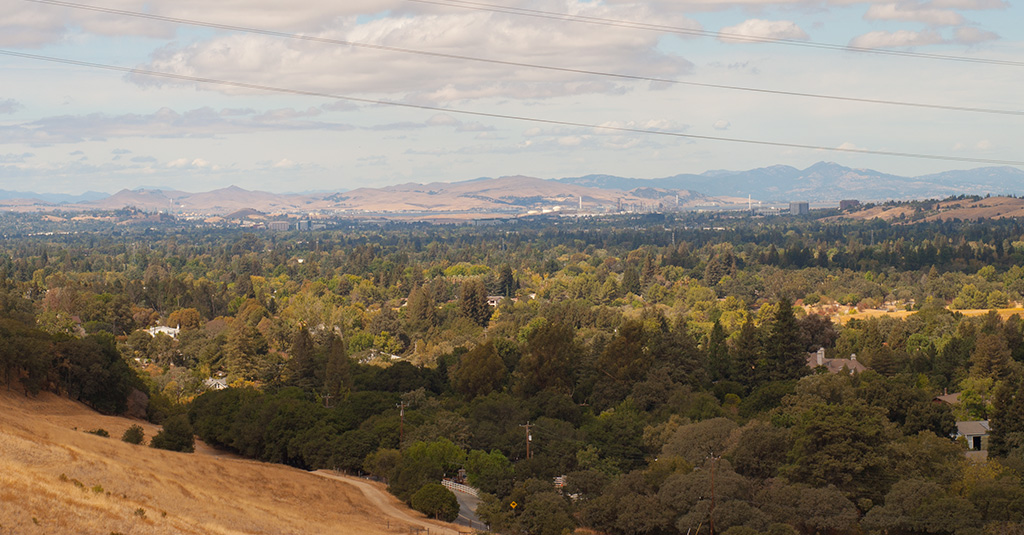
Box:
[410,483,459,522]
[86,428,109,437]
[121,424,145,445]
[150,414,195,453]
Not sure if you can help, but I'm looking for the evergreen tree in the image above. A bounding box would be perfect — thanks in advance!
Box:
[497,264,517,298]
[286,326,318,390]
[459,279,491,327]
[970,333,1012,379]
[323,333,351,398]
[732,317,764,388]
[706,320,732,382]
[765,298,807,382]
[405,285,436,333]
[622,266,641,295]
[989,372,1024,457]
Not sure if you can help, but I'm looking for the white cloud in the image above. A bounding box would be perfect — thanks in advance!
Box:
[849,29,943,48]
[713,120,731,130]
[976,140,992,150]
[864,4,965,25]
[0,106,358,145]
[129,4,693,102]
[718,19,809,43]
[930,0,1008,9]
[272,158,297,168]
[954,26,999,43]
[426,114,460,126]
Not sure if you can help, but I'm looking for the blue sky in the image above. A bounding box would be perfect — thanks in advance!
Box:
[0,0,1020,194]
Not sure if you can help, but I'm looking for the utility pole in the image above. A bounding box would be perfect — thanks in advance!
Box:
[397,402,408,443]
[709,455,719,535]
[520,421,533,459]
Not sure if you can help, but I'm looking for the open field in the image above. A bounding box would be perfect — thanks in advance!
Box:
[0,389,463,535]
[833,306,1024,324]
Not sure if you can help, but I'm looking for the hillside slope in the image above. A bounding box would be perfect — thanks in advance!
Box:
[0,389,461,535]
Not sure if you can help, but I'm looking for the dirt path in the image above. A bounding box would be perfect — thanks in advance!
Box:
[313,470,466,535]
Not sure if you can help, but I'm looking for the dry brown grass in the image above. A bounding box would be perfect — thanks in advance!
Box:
[0,389,464,535]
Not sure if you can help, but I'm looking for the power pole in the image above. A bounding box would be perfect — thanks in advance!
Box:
[397,402,408,443]
[709,456,719,535]
[520,421,533,459]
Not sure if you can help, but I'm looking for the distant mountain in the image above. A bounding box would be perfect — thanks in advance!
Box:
[558,163,1024,202]
[0,190,108,204]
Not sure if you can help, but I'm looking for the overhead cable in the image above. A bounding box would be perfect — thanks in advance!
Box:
[3,49,1022,167]
[20,0,1024,116]
[409,0,1024,68]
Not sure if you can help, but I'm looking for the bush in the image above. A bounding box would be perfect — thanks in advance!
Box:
[410,483,459,522]
[150,414,195,453]
[121,424,145,445]
[86,428,109,437]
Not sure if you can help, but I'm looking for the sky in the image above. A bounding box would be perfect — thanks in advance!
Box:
[0,0,1021,194]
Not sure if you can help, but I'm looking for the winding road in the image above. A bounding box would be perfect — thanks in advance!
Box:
[313,470,467,535]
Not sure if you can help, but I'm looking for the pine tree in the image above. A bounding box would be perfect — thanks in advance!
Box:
[706,320,732,382]
[323,334,351,397]
[459,279,491,327]
[286,326,317,390]
[732,317,764,389]
[765,298,806,382]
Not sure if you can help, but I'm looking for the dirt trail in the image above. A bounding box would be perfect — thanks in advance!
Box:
[313,471,467,535]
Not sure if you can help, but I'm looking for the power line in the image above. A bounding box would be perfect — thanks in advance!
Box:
[410,0,1024,68]
[20,0,1024,117]
[3,49,1023,167]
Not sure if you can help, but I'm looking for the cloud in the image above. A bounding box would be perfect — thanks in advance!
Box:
[954,26,999,43]
[713,120,731,130]
[131,156,158,163]
[0,106,361,145]
[168,158,216,170]
[864,4,965,25]
[718,20,809,43]
[0,98,22,115]
[426,114,460,126]
[0,152,33,163]
[271,158,297,168]
[849,29,943,48]
[129,4,694,102]
[930,0,1008,9]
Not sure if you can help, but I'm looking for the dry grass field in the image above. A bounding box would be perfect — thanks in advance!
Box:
[0,388,464,535]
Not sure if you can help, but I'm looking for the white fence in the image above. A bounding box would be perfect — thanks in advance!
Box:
[441,479,479,497]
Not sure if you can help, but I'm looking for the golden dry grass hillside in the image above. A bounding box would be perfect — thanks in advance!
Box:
[0,389,464,535]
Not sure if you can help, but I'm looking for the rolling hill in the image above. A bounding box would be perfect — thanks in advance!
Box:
[0,389,463,535]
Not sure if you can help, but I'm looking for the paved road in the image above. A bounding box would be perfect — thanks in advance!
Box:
[452,489,483,531]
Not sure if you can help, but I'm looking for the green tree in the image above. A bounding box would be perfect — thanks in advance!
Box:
[410,483,460,521]
[764,299,806,382]
[285,326,318,390]
[452,340,507,400]
[323,334,351,397]
[970,333,1012,379]
[707,320,732,382]
[150,414,195,453]
[121,424,145,445]
[784,400,899,502]
[459,279,491,327]
[515,322,578,396]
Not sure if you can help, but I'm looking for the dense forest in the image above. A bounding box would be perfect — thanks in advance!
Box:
[4,210,1024,534]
